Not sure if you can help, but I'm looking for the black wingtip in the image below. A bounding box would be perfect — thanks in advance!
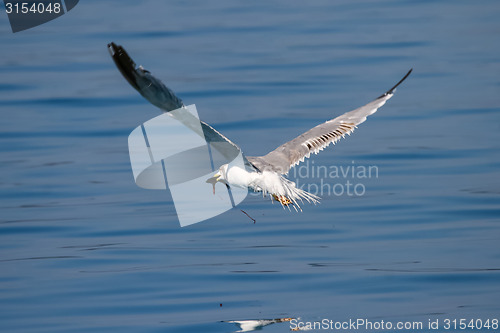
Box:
[377,68,413,99]
[107,41,140,90]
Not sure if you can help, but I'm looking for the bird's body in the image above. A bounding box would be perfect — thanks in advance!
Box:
[216,163,319,210]
[222,164,257,189]
[109,42,411,211]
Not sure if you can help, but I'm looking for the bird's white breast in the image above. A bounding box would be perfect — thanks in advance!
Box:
[225,166,258,189]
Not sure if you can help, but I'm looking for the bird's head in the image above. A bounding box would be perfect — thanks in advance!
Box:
[206,164,229,194]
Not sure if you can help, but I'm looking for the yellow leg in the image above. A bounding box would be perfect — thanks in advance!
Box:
[272,194,292,206]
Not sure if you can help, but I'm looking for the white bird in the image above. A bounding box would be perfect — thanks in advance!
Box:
[109,42,411,211]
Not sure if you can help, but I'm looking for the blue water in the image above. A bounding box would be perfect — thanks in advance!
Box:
[1,1,500,332]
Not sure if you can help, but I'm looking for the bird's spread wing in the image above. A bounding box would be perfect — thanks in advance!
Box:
[108,42,249,165]
[247,69,412,174]
[108,42,184,112]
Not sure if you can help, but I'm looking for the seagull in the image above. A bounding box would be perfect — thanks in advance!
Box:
[108,42,411,211]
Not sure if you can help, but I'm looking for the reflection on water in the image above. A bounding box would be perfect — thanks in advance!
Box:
[1,0,500,332]
[224,317,294,332]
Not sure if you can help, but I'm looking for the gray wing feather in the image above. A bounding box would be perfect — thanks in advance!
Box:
[109,42,251,166]
[248,70,412,174]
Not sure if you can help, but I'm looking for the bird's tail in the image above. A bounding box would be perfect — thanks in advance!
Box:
[275,175,320,212]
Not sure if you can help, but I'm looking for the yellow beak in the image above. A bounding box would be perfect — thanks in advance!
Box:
[206,172,221,194]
